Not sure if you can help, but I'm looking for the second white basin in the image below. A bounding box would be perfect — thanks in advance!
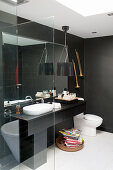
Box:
[23,103,54,116]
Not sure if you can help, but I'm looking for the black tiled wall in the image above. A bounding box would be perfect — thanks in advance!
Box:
[85,36,113,132]
[20,43,68,99]
[3,44,18,101]
[0,11,85,162]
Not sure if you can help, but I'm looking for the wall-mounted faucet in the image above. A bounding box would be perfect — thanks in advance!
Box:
[16,84,22,89]
[41,98,44,103]
[25,96,33,101]
[4,108,11,118]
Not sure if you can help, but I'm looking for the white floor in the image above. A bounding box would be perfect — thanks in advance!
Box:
[11,130,113,170]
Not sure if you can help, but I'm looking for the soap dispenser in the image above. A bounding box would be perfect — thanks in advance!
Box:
[63,88,69,95]
[16,104,21,115]
[52,87,56,97]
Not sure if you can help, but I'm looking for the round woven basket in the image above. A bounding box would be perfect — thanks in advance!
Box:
[56,136,84,152]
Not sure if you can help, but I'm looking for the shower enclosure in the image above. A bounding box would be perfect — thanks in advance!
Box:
[0,10,56,170]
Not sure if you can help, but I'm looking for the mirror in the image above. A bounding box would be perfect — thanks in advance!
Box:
[2,32,68,107]
[2,32,51,107]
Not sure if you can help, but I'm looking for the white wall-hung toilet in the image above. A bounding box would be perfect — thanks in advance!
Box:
[74,113,103,136]
[1,120,20,162]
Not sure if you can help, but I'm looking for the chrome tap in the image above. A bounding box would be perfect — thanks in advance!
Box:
[25,96,33,101]
[41,98,44,103]
[4,108,11,118]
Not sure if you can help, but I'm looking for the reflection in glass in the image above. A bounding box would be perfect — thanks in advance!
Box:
[1,18,55,170]
[39,43,54,75]
[57,26,74,76]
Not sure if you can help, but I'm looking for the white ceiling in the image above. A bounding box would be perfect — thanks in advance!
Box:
[1,0,113,38]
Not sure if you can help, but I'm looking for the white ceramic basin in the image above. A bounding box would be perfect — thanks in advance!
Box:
[23,103,54,116]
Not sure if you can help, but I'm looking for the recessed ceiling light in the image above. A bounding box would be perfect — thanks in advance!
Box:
[92,32,97,33]
[0,0,29,5]
[56,0,113,16]
[107,13,113,16]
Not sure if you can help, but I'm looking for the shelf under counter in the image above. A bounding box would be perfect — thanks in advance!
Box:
[11,100,86,168]
[12,100,86,135]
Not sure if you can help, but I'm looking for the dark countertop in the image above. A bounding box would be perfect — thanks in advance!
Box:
[12,100,85,122]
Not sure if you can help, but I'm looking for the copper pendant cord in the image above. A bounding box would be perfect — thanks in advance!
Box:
[72,59,80,88]
[75,49,83,77]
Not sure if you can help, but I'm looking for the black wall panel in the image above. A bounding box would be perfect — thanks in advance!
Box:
[85,36,113,132]
[0,11,85,149]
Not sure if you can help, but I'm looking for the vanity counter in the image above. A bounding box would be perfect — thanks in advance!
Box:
[11,100,86,168]
[12,100,85,122]
[12,100,86,135]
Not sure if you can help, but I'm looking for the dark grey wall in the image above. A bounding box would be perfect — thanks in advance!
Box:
[18,22,84,147]
[55,30,84,97]
[21,43,68,99]
[21,44,53,99]
[0,32,3,112]
[17,21,84,97]
[0,42,18,160]
[0,11,85,160]
[3,44,18,101]
[0,33,10,160]
[85,36,113,132]
[0,11,85,98]
[68,35,84,97]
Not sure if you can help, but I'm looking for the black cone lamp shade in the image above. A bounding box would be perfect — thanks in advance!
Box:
[57,26,74,76]
[39,44,54,75]
[57,62,74,76]
[39,63,54,75]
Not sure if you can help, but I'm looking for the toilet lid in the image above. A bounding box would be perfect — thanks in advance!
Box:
[1,120,19,136]
[85,114,103,121]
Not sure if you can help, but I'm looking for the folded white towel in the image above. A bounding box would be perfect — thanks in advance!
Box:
[78,97,84,101]
[35,92,43,97]
[52,102,61,109]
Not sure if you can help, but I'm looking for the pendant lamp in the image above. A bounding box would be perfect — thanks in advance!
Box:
[57,26,74,76]
[39,43,54,75]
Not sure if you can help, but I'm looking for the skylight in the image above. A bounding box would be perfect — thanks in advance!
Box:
[0,0,29,5]
[11,0,17,2]
[56,0,113,16]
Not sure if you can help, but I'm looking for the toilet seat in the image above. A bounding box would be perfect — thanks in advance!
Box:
[1,120,20,162]
[74,113,103,136]
[85,114,102,122]
[1,120,19,136]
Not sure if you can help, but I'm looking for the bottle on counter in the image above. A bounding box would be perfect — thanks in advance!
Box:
[16,104,21,115]
[52,87,56,97]
[62,88,69,95]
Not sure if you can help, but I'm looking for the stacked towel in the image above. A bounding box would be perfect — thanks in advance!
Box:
[59,128,83,148]
[78,97,84,101]
[52,102,61,109]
